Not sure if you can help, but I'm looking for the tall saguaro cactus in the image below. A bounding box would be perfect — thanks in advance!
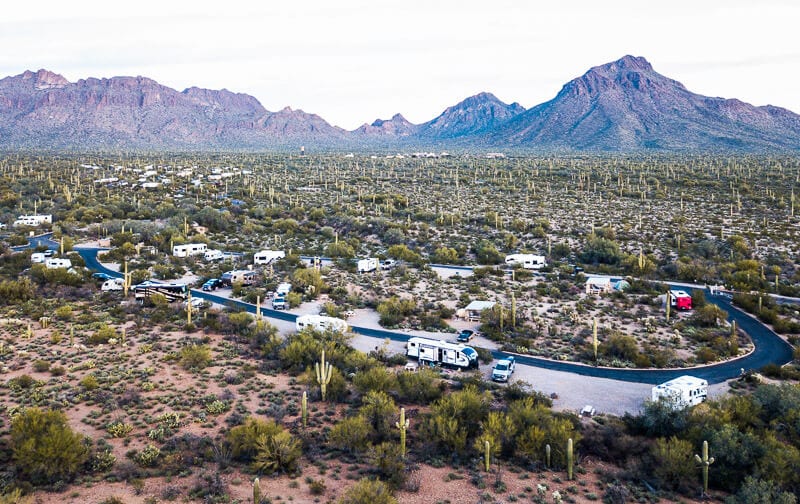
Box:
[566,438,574,480]
[396,407,410,457]
[315,350,333,401]
[592,318,598,363]
[484,440,491,472]
[665,291,672,322]
[253,477,261,504]
[545,443,551,469]
[301,391,308,428]
[695,440,715,496]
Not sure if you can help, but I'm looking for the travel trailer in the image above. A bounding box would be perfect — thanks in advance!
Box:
[254,250,285,265]
[505,254,546,270]
[172,243,207,258]
[295,314,348,333]
[406,337,479,369]
[357,258,379,273]
[204,249,224,261]
[220,270,256,287]
[651,375,708,408]
[133,281,188,302]
[101,278,124,291]
[45,258,72,269]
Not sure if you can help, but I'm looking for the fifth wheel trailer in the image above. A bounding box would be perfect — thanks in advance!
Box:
[406,337,479,369]
[295,314,348,334]
[505,254,546,270]
[651,375,707,408]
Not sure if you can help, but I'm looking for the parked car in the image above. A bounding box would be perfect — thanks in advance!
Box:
[92,272,115,281]
[581,405,596,417]
[491,356,516,382]
[202,278,222,291]
[457,329,475,342]
[183,297,209,309]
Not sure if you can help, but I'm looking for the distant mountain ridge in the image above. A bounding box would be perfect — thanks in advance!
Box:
[1,56,799,151]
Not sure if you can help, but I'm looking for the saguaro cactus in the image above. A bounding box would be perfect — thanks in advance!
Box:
[301,390,308,428]
[396,407,410,457]
[484,440,491,472]
[253,477,261,504]
[665,291,672,322]
[315,350,333,401]
[694,440,715,496]
[545,443,551,468]
[566,438,574,480]
[592,318,598,363]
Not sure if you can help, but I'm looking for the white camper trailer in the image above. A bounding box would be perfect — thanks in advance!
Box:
[45,258,72,269]
[357,258,379,273]
[172,243,207,258]
[406,337,479,369]
[651,375,708,408]
[204,249,224,261]
[30,252,46,264]
[254,250,285,265]
[101,278,124,291]
[276,282,292,296]
[295,314,348,334]
[505,254,546,270]
[220,270,256,287]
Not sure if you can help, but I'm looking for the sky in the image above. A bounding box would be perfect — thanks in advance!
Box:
[1,0,799,130]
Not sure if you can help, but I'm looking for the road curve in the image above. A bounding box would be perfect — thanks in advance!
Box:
[76,248,794,385]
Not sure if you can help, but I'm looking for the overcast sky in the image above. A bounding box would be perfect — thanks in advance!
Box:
[2,0,798,129]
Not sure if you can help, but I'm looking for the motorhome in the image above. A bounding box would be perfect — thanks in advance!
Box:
[220,270,256,287]
[669,290,693,311]
[254,250,285,265]
[295,314,348,334]
[357,258,379,273]
[30,252,46,264]
[505,254,546,270]
[276,282,292,296]
[13,214,52,227]
[133,281,188,302]
[651,375,708,408]
[406,337,479,369]
[172,243,207,258]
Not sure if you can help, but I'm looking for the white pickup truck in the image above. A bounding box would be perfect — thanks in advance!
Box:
[491,356,515,382]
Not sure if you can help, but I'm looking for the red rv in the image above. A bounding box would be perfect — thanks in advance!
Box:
[670,290,693,311]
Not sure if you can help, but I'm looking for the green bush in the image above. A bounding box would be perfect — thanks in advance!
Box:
[179,344,212,370]
[328,416,372,454]
[88,324,117,345]
[338,478,397,504]
[10,407,90,484]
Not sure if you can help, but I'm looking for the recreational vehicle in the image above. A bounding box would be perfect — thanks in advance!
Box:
[101,278,124,292]
[204,249,224,261]
[30,252,46,264]
[172,243,207,258]
[276,282,292,296]
[220,270,256,287]
[45,258,72,269]
[254,250,285,265]
[295,314,348,333]
[505,254,546,270]
[133,281,188,302]
[357,258,379,273]
[669,290,693,311]
[651,375,708,408]
[406,337,479,369]
[13,214,52,227]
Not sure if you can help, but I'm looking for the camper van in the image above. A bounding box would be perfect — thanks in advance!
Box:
[651,375,708,408]
[295,314,348,333]
[254,250,285,265]
[505,254,546,270]
[220,270,256,287]
[669,290,693,311]
[30,252,46,264]
[406,337,479,369]
[276,282,292,296]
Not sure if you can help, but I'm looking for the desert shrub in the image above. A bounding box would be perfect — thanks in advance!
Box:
[32,360,50,372]
[227,417,283,461]
[328,416,372,454]
[338,478,397,504]
[81,374,100,390]
[600,333,639,362]
[88,324,117,345]
[8,374,37,390]
[422,386,491,454]
[179,344,212,370]
[10,407,90,484]
[107,421,134,438]
[353,367,398,395]
[376,296,416,327]
[649,436,694,492]
[359,391,396,442]
[251,429,301,475]
[692,304,728,327]
[368,442,406,488]
[396,369,442,404]
[0,278,36,304]
[726,476,797,504]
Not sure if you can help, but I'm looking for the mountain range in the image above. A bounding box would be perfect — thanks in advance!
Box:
[1,56,799,152]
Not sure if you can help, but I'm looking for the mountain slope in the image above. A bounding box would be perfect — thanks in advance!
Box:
[492,55,800,150]
[418,92,525,139]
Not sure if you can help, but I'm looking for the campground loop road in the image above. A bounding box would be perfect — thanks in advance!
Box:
[72,246,794,385]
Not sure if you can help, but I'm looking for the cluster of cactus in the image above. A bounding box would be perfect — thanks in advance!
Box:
[315,350,333,401]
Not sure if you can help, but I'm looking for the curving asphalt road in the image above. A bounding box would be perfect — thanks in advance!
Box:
[71,246,795,385]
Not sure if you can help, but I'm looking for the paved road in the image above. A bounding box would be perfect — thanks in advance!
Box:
[73,246,796,385]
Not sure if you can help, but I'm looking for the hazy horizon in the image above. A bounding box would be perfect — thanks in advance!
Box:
[2,0,799,129]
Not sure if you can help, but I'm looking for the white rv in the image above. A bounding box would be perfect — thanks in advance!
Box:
[276,282,292,296]
[101,278,124,291]
[172,243,207,258]
[204,249,224,261]
[13,214,52,227]
[505,254,546,270]
[30,252,46,264]
[295,314,348,334]
[406,337,479,370]
[651,375,708,408]
[254,250,285,265]
[357,258,379,273]
[45,258,72,269]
